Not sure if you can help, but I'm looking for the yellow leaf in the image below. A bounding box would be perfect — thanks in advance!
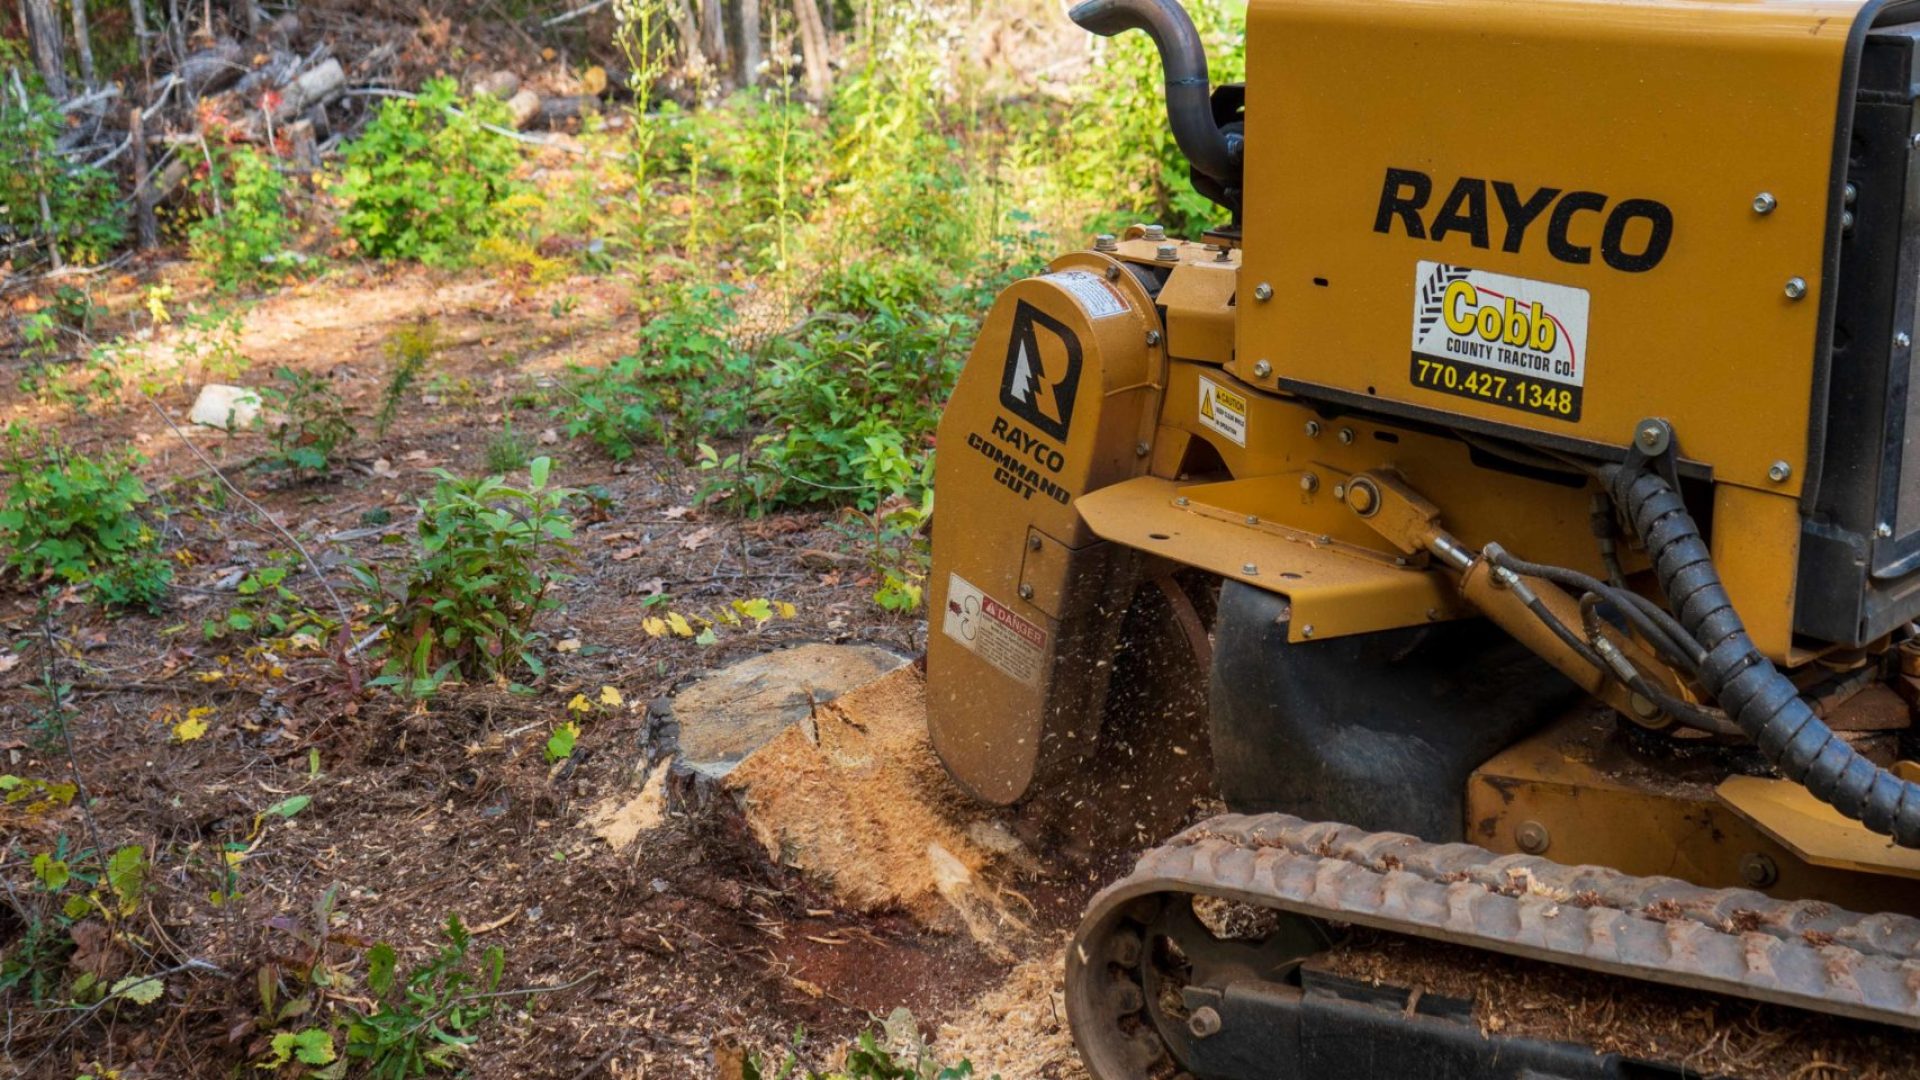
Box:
[643,617,668,638]
[667,612,694,638]
[734,598,773,623]
[567,693,592,714]
[172,707,213,742]
[775,601,797,619]
[599,685,623,707]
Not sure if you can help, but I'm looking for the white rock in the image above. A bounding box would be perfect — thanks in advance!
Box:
[188,384,262,430]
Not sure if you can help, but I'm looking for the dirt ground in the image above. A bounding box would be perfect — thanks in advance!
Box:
[0,260,1139,1079]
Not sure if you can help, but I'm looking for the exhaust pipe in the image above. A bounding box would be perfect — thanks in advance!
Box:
[1070,0,1242,189]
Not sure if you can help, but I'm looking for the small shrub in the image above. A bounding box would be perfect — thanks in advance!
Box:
[558,283,751,459]
[354,458,575,697]
[262,367,354,481]
[346,915,511,1078]
[377,319,440,436]
[188,143,297,290]
[484,419,530,474]
[0,429,171,610]
[0,80,125,265]
[202,551,336,644]
[335,78,524,266]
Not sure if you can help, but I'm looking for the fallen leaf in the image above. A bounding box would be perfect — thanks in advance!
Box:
[567,693,592,713]
[538,428,560,445]
[667,612,694,638]
[680,526,717,551]
[371,458,399,479]
[172,707,214,742]
[643,617,668,637]
[611,545,646,561]
[662,506,692,520]
[555,638,582,653]
[0,653,18,673]
[599,685,623,707]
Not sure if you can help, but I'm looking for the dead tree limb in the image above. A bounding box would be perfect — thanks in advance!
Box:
[19,0,70,100]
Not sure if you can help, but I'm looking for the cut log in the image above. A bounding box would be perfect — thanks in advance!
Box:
[473,70,521,99]
[177,39,247,97]
[536,95,599,129]
[506,88,541,130]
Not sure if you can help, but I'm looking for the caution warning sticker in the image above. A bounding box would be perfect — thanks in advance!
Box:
[1042,270,1127,320]
[1198,375,1247,447]
[942,572,1046,684]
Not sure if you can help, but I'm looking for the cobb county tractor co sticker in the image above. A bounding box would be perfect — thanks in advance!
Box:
[1409,261,1589,422]
[1197,375,1247,446]
[943,572,1047,684]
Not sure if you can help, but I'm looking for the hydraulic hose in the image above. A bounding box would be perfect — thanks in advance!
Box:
[1605,465,1920,848]
[1068,0,1242,188]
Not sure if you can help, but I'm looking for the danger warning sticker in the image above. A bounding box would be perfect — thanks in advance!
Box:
[1409,261,1589,422]
[1042,270,1127,320]
[1198,375,1247,447]
[942,572,1046,684]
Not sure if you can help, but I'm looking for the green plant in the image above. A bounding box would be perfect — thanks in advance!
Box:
[484,419,530,474]
[345,915,511,1078]
[171,305,250,393]
[335,78,524,266]
[201,551,336,644]
[557,284,751,460]
[0,429,171,610]
[745,1026,984,1080]
[188,142,297,290]
[353,458,575,697]
[378,320,440,436]
[262,367,354,481]
[0,78,126,265]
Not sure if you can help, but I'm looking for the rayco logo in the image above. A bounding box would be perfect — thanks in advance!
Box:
[1000,301,1082,440]
[1374,167,1674,273]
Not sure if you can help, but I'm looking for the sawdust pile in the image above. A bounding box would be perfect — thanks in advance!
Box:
[725,667,1033,946]
[1322,931,1920,1079]
[933,938,1087,1080]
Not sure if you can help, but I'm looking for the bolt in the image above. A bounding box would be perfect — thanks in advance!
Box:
[1628,693,1661,721]
[1106,265,1122,281]
[1245,515,1260,525]
[1214,245,1232,263]
[1426,608,1440,621]
[1846,183,1859,206]
[1317,534,1332,544]
[1844,210,1856,230]
[1768,461,1793,483]
[1899,331,1913,349]
[1110,933,1143,968]
[1301,472,1320,494]
[1753,192,1778,214]
[1253,283,1274,302]
[1156,244,1180,262]
[1242,563,1259,576]
[1516,820,1551,855]
[1346,480,1379,516]
[1112,984,1145,1013]
[1333,483,1346,500]
[1017,583,1034,600]
[1029,534,1044,551]
[1305,420,1322,437]
[1094,233,1119,252]
[1135,440,1151,457]
[1144,223,1167,242]
[1146,330,1163,346]
[1252,359,1273,378]
[1174,496,1190,507]
[1393,556,1409,566]
[1338,427,1356,445]
[1301,625,1316,638]
[1739,852,1780,889]
[1911,132,1919,148]
[1188,1006,1223,1039]
[1785,276,1809,300]
[1879,523,1895,538]
[1635,421,1669,453]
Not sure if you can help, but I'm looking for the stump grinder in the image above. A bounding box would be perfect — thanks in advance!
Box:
[926,0,1920,1074]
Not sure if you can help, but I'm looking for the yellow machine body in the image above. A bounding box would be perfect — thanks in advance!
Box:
[929,0,1920,909]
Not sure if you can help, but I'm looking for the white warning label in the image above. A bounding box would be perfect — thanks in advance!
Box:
[1198,375,1247,447]
[1042,270,1127,320]
[942,572,1047,684]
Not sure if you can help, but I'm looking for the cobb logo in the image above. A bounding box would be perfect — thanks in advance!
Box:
[1441,278,1562,359]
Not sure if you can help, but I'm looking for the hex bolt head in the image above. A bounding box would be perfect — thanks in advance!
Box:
[1146,330,1163,346]
[1252,359,1273,378]
[1155,244,1180,262]
[1516,820,1551,854]
[1144,223,1168,242]
[1017,583,1035,600]
[1879,523,1895,538]
[1911,132,1919,148]
[1134,440,1151,457]
[1739,852,1779,889]
[1305,420,1322,437]
[1174,496,1191,507]
[1753,192,1778,214]
[1242,563,1259,576]
[1844,210,1856,230]
[1768,461,1793,483]
[1188,1006,1223,1039]
[1245,515,1260,525]
[1785,277,1809,300]
[1300,472,1320,494]
[1333,483,1346,500]
[1846,183,1859,206]
[1094,233,1119,252]
[1106,265,1122,281]
[1028,534,1044,551]
[1899,331,1913,349]
[1301,625,1316,639]
[1635,421,1670,454]
[1337,427,1356,445]
[1253,283,1274,302]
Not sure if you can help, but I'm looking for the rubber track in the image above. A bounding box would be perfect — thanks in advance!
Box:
[1079,814,1920,1030]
